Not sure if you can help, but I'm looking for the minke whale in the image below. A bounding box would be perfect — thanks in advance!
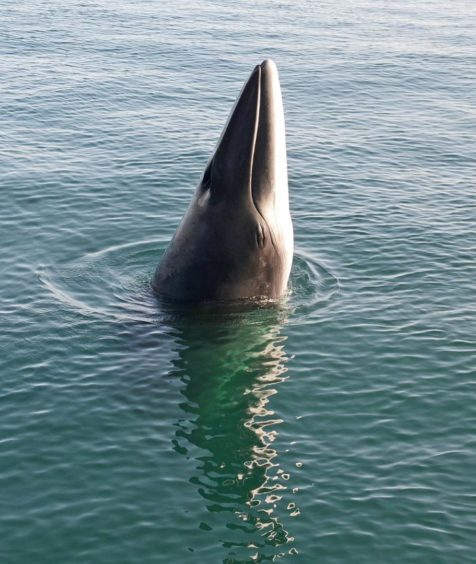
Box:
[152,59,293,303]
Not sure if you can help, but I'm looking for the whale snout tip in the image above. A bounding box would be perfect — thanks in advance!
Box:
[260,58,277,73]
[251,59,278,81]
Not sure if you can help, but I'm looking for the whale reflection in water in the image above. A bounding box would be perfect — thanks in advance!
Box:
[166,308,300,561]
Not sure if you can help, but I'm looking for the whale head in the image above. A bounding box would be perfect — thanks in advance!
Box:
[153,59,293,303]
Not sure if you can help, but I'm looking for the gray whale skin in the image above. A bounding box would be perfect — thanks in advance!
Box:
[152,59,293,304]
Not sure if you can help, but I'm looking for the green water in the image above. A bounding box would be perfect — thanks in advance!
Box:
[1,0,476,562]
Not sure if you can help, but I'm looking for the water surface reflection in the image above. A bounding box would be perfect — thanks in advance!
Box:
[165,309,299,561]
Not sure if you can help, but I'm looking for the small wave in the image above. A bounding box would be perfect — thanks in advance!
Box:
[38,238,165,324]
[288,248,341,324]
[38,240,339,325]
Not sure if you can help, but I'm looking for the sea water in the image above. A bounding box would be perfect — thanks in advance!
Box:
[1,0,475,562]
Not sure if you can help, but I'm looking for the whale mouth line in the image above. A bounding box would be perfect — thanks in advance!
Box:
[249,60,280,251]
[249,64,267,226]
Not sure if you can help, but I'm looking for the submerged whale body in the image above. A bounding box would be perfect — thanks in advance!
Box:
[152,59,293,303]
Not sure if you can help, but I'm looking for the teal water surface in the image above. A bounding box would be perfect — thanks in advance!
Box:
[1,0,476,562]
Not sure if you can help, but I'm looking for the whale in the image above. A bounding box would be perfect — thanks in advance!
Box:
[152,59,293,303]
